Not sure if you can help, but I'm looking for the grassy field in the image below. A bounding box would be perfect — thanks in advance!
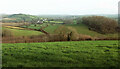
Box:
[65,24,118,38]
[66,24,103,37]
[44,24,61,34]
[19,23,118,38]
[2,27,43,37]
[43,23,118,38]
[21,23,62,34]
[2,23,27,27]
[44,21,63,24]
[2,40,119,67]
[21,24,48,30]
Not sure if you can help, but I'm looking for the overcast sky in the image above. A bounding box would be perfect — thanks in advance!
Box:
[0,0,119,15]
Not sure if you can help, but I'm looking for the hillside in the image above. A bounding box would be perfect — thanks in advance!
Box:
[42,23,118,38]
[2,14,39,23]
[65,24,118,38]
[2,27,43,37]
[2,14,118,43]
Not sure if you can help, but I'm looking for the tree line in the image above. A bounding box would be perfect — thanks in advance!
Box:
[81,16,118,34]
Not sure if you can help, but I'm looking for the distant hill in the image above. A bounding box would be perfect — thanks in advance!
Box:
[2,13,118,23]
[2,14,39,23]
[7,14,37,19]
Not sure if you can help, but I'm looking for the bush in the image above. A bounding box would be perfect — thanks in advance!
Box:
[55,25,81,41]
[82,16,118,34]
[2,29,13,37]
[67,31,79,41]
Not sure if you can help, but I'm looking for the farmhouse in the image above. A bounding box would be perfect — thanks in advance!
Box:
[37,20,43,24]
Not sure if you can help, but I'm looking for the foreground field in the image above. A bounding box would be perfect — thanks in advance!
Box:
[2,40,119,67]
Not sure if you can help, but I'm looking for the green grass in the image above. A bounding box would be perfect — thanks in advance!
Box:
[65,24,104,37]
[21,24,48,30]
[73,20,77,24]
[65,23,118,38]
[44,21,63,24]
[20,23,118,38]
[49,21,63,23]
[21,23,61,34]
[22,23,61,34]
[44,24,61,34]
[2,40,119,67]
[3,27,43,37]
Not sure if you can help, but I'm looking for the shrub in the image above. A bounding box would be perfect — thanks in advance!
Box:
[2,29,13,37]
[82,16,118,34]
[55,25,80,41]
[67,31,79,41]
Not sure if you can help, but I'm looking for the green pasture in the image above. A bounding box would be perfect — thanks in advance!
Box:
[65,24,118,38]
[2,40,119,67]
[2,27,43,37]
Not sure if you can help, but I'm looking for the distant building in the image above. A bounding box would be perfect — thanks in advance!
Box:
[37,20,43,24]
[37,18,47,24]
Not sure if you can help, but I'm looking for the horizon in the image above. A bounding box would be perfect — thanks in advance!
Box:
[0,13,118,16]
